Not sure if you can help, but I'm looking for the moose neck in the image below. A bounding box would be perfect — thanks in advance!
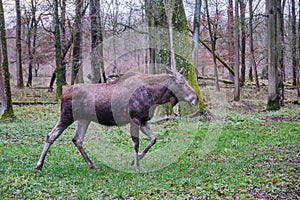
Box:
[144,77,178,106]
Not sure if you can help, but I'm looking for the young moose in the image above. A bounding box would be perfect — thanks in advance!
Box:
[35,68,199,171]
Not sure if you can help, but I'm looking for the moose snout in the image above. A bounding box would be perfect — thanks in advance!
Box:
[187,93,199,106]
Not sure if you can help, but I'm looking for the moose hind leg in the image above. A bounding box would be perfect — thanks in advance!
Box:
[72,120,97,169]
[36,118,72,170]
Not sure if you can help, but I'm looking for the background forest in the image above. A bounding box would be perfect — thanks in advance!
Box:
[0,0,300,199]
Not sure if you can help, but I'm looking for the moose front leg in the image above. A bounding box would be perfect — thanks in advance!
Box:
[130,122,157,169]
[130,122,140,171]
[137,123,157,161]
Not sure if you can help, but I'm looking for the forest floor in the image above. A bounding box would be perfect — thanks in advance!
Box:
[1,81,299,199]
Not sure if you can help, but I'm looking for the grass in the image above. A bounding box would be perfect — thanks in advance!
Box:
[0,104,299,199]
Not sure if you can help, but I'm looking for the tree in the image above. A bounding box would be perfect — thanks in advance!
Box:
[15,0,24,88]
[234,0,239,101]
[171,0,208,114]
[239,0,246,86]
[278,0,286,106]
[53,0,63,99]
[0,0,14,118]
[71,0,84,84]
[291,0,297,87]
[297,0,300,100]
[204,0,220,91]
[266,0,280,110]
[90,0,106,83]
[227,0,234,81]
[192,0,201,75]
[249,0,260,89]
[26,0,38,87]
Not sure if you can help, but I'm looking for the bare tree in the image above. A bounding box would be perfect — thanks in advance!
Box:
[239,0,246,86]
[227,0,234,81]
[90,0,106,83]
[266,0,280,110]
[291,0,297,87]
[53,0,63,99]
[26,0,38,87]
[15,0,24,88]
[204,0,220,91]
[234,0,240,101]
[192,0,202,75]
[249,0,260,89]
[0,0,14,118]
[71,0,85,84]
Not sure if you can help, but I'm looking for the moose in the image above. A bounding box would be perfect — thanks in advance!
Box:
[35,68,199,171]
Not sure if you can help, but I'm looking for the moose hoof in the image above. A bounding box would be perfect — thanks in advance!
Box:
[35,165,42,171]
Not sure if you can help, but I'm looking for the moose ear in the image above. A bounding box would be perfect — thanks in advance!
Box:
[179,67,185,75]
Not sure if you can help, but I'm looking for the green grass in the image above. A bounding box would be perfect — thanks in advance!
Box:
[0,104,299,199]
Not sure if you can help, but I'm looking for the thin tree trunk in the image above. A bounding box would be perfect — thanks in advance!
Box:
[71,0,84,84]
[0,0,14,118]
[227,0,234,81]
[278,0,286,106]
[90,0,106,83]
[192,0,201,76]
[297,0,300,100]
[15,0,24,88]
[249,0,260,89]
[240,0,246,86]
[163,0,176,70]
[53,0,63,99]
[205,0,219,91]
[291,0,297,87]
[234,0,240,101]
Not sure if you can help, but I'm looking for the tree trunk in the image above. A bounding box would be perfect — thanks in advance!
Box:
[204,0,219,91]
[26,0,37,87]
[291,0,297,87]
[239,0,246,86]
[90,0,106,83]
[278,1,286,106]
[297,0,300,100]
[71,0,84,84]
[172,0,208,115]
[53,0,63,99]
[163,0,176,70]
[234,0,240,101]
[249,0,260,89]
[227,0,234,81]
[15,0,24,88]
[266,0,280,110]
[0,0,14,118]
[192,0,201,76]
[262,0,269,79]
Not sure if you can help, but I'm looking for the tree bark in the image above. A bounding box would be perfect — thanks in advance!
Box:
[227,0,234,80]
[172,0,208,115]
[234,0,240,101]
[192,0,202,76]
[239,0,246,86]
[71,0,84,84]
[249,0,260,89]
[90,0,106,83]
[204,0,220,91]
[0,0,14,118]
[291,0,297,87]
[53,0,63,99]
[266,0,280,110]
[15,0,24,88]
